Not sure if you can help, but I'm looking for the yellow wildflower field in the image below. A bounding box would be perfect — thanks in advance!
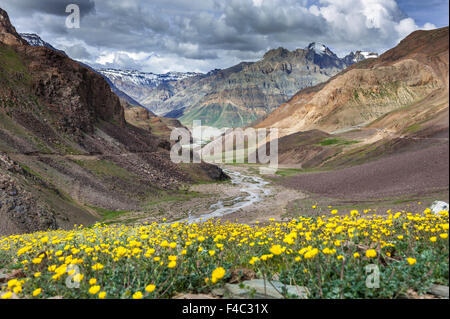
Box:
[0,208,448,299]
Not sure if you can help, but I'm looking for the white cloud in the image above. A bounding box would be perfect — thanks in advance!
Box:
[1,0,439,73]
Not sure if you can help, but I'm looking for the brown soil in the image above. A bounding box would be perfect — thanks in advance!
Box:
[281,143,449,200]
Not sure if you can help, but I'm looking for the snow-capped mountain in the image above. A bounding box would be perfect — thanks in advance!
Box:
[305,42,379,67]
[306,42,336,57]
[98,68,201,87]
[304,42,348,70]
[97,68,203,114]
[343,50,379,65]
[19,33,65,54]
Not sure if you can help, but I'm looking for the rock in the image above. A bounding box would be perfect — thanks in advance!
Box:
[225,279,309,299]
[211,288,225,297]
[228,268,257,284]
[430,284,449,298]
[430,201,449,214]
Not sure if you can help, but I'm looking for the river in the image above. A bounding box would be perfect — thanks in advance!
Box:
[182,168,271,224]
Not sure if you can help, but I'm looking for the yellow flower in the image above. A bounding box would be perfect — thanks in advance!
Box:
[397,235,404,240]
[89,278,97,285]
[353,252,360,258]
[145,284,156,293]
[73,273,84,282]
[89,285,101,295]
[98,291,107,299]
[168,261,177,268]
[211,267,226,283]
[430,236,437,242]
[32,258,42,264]
[34,272,41,278]
[1,291,12,299]
[365,249,377,258]
[169,242,177,248]
[32,288,42,297]
[407,258,417,265]
[92,263,104,271]
[132,291,143,299]
[440,233,448,239]
[7,279,18,289]
[269,244,283,255]
[209,250,216,256]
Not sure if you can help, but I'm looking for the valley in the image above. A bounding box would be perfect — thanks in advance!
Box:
[0,4,448,301]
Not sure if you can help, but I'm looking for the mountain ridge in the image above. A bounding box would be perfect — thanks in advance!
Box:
[0,7,227,236]
[99,43,378,128]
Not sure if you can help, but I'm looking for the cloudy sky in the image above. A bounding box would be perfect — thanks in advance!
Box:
[1,0,448,74]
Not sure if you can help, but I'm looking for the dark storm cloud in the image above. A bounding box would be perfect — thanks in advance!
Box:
[3,0,95,17]
[0,0,441,73]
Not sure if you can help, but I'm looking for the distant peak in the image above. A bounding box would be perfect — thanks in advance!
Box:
[306,42,335,56]
[263,47,290,59]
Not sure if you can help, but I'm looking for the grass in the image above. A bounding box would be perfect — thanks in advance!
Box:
[73,159,140,181]
[142,189,207,209]
[0,45,31,86]
[87,205,130,221]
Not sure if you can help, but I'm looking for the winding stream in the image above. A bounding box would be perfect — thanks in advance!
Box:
[183,168,271,224]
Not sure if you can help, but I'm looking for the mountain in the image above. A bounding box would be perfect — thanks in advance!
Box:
[256,27,448,136]
[18,33,144,108]
[19,32,65,54]
[175,43,377,128]
[159,44,369,128]
[342,50,378,65]
[0,8,226,236]
[97,68,203,114]
[255,27,448,170]
[99,44,377,128]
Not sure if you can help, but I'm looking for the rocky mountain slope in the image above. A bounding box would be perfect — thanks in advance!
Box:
[256,27,448,137]
[177,44,379,128]
[100,43,377,128]
[0,8,226,236]
[97,68,202,114]
[19,33,144,108]
[255,27,448,172]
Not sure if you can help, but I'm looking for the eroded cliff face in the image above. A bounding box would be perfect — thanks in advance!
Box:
[256,27,449,137]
